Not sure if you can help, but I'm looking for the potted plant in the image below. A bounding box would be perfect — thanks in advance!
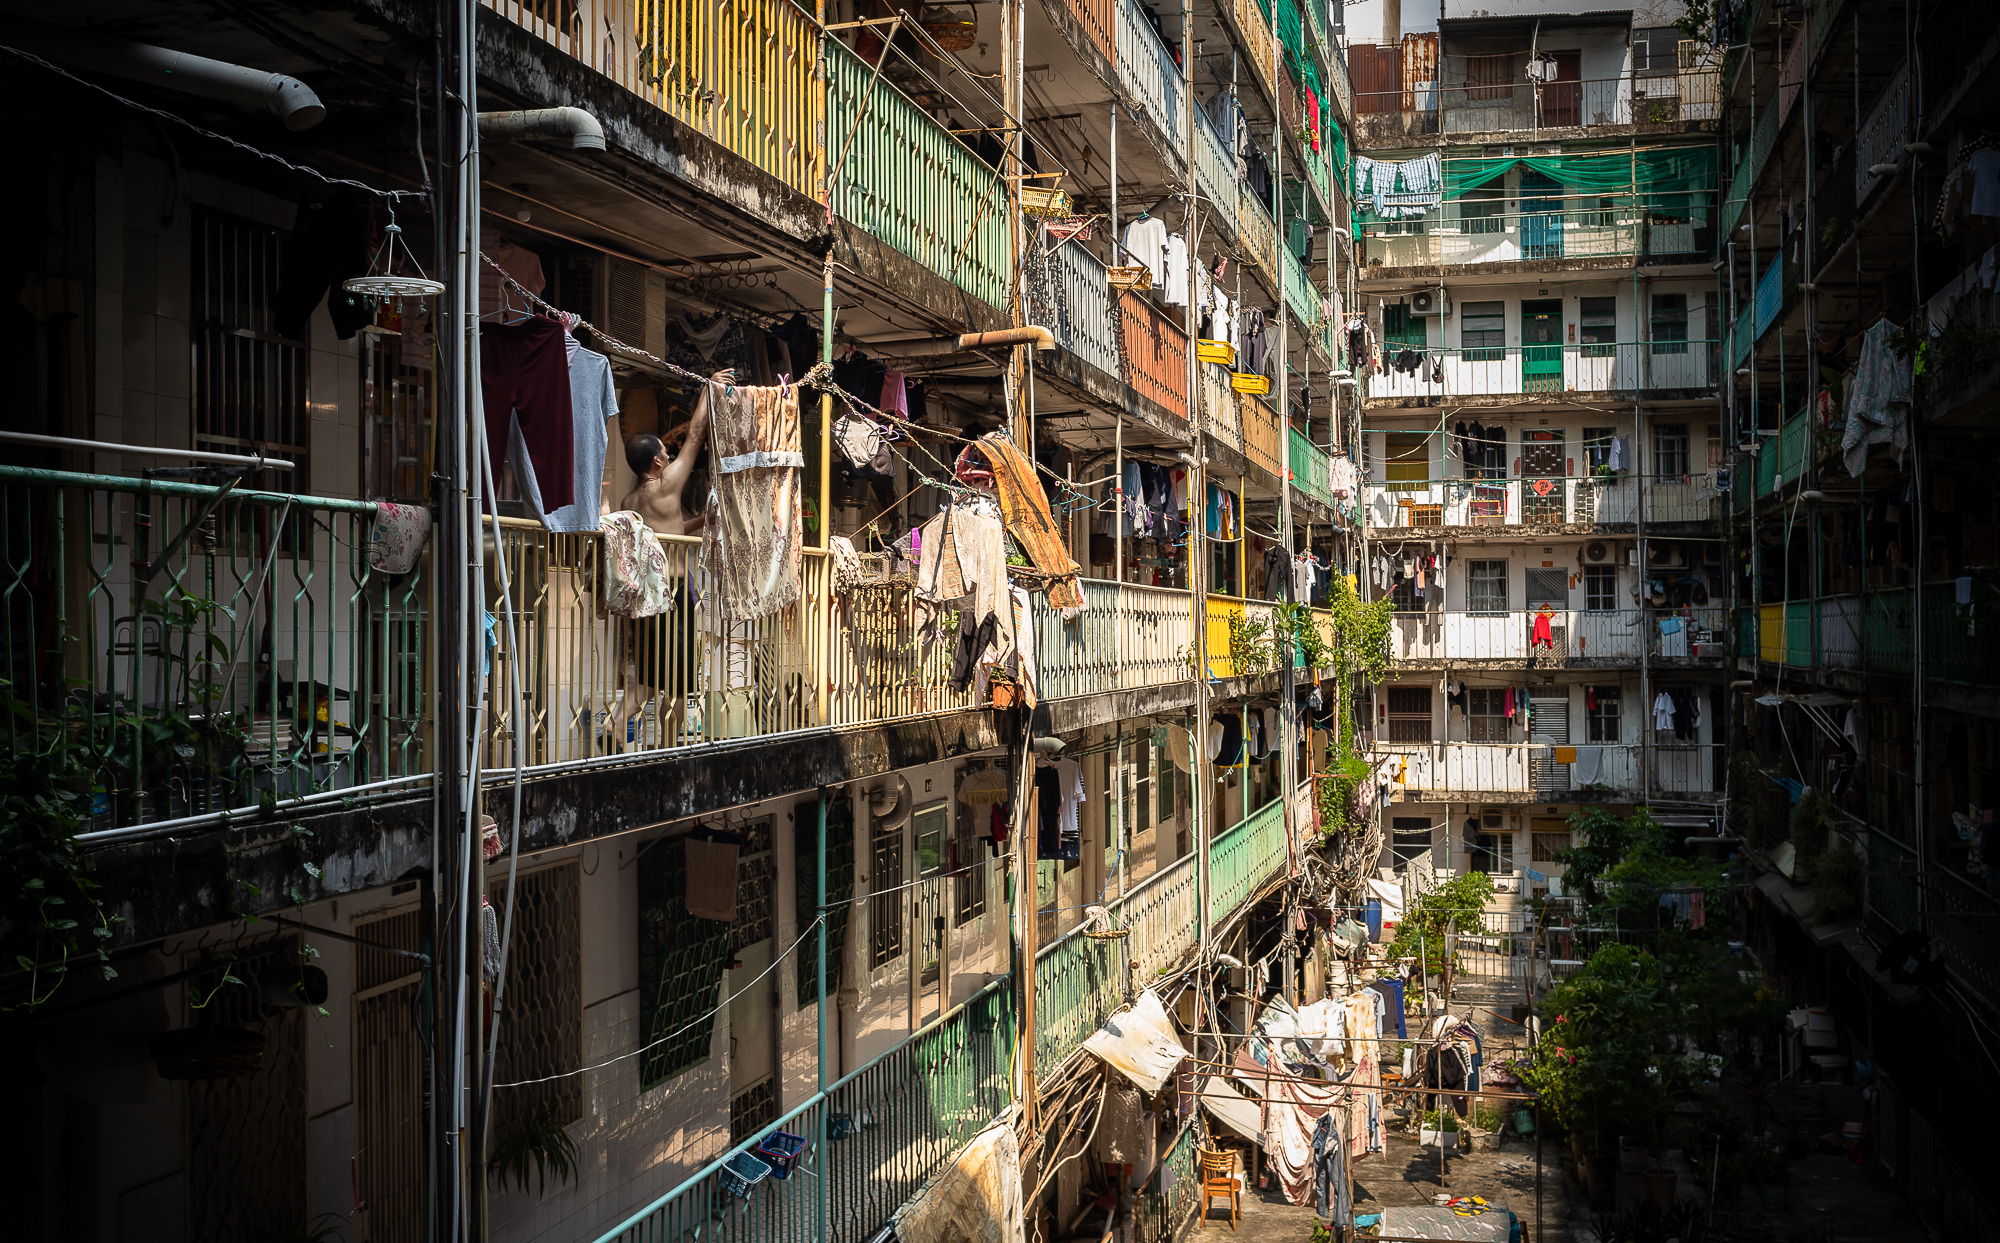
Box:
[1742,1143,1791,1210]
[1418,1108,1460,1151]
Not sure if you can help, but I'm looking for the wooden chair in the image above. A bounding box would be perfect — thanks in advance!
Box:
[1197,1147,1239,1230]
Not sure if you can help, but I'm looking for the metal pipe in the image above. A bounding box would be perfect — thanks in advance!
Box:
[476,107,606,152]
[0,430,296,470]
[0,17,325,129]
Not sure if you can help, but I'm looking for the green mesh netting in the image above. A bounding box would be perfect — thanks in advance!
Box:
[1353,146,1717,220]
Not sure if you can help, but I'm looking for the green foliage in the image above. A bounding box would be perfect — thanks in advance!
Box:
[1558,807,1724,926]
[1512,944,1695,1144]
[1272,601,1332,673]
[1806,841,1863,925]
[489,1104,580,1198]
[0,679,120,1009]
[1674,0,1715,45]
[1225,611,1275,677]
[1307,577,1394,838]
[1385,871,1494,974]
[1789,788,1832,869]
[1728,748,1768,844]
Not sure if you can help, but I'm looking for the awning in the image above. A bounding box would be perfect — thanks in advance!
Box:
[1198,1075,1267,1144]
[1083,989,1188,1094]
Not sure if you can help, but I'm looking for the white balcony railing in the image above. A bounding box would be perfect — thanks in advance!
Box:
[1385,608,1728,662]
[1366,343,1719,400]
[1370,742,1723,795]
[1363,474,1721,528]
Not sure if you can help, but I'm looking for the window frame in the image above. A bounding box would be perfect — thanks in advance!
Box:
[1587,688,1622,742]
[1385,686,1434,743]
[1579,296,1618,357]
[1461,300,1507,361]
[1653,422,1691,479]
[1650,293,1690,355]
[869,816,906,969]
[1460,186,1506,235]
[1466,559,1509,616]
[1383,431,1431,493]
[1583,565,1619,612]
[1467,687,1510,742]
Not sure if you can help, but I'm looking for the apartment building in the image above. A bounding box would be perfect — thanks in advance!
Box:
[1340,5,1729,892]
[1715,0,2000,1237]
[0,2,1358,1242]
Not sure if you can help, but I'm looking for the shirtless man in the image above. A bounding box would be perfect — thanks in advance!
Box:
[611,369,732,746]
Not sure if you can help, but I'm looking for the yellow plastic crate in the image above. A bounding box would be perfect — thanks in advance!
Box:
[1197,339,1236,366]
[1230,371,1271,395]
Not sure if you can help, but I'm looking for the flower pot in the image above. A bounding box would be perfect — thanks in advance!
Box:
[1420,1128,1460,1152]
[1645,1168,1678,1212]
[1759,1183,1788,1210]
[1618,1137,1649,1174]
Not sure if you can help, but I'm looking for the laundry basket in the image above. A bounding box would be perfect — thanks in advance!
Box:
[755,1131,810,1180]
[719,1150,773,1199]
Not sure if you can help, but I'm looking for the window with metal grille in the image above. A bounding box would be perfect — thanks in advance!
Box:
[1579,297,1617,357]
[1466,428,1508,480]
[1386,687,1432,743]
[1127,734,1153,835]
[1156,735,1175,823]
[1653,422,1691,477]
[870,817,905,968]
[1391,816,1434,865]
[491,863,584,1131]
[1391,577,1418,610]
[1525,568,1569,610]
[352,913,423,1243]
[1467,560,1508,615]
[1531,830,1571,862]
[1383,432,1429,492]
[1635,27,1681,76]
[795,798,855,1007]
[1651,294,1689,355]
[1584,565,1618,611]
[639,838,733,1088]
[729,818,775,953]
[364,329,433,503]
[955,794,989,927]
[1468,687,1510,741]
[1587,688,1621,741]
[192,210,310,491]
[1383,304,1427,351]
[730,1077,778,1143]
[1461,301,1506,361]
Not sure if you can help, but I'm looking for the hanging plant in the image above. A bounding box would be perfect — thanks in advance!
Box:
[490,1105,581,1198]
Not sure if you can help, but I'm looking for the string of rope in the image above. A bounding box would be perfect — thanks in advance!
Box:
[0,43,422,202]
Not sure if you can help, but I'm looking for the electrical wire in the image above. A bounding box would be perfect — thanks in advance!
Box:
[0,43,420,202]
[493,913,827,1089]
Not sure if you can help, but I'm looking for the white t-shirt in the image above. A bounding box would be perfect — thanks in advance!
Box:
[1162,234,1190,306]
[1053,759,1085,840]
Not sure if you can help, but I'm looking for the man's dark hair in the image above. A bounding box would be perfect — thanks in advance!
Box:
[625,433,665,476]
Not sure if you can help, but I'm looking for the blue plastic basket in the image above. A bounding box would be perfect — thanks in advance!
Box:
[718,1150,772,1199]
[755,1130,808,1179]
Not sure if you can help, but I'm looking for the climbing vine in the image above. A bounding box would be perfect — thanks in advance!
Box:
[1310,577,1393,837]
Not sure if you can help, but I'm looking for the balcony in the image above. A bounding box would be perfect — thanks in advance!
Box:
[1027,233,1121,379]
[1749,584,2000,689]
[1354,70,1721,141]
[600,790,1295,1243]
[481,0,823,196]
[1240,392,1285,480]
[1385,607,1728,665]
[1364,342,1720,402]
[1238,190,1280,295]
[1118,291,1192,421]
[1280,247,1330,341]
[827,40,1010,310]
[1370,741,1722,797]
[1290,427,1333,508]
[1360,209,1716,271]
[1364,473,1721,529]
[1115,0,1187,158]
[3,462,1314,844]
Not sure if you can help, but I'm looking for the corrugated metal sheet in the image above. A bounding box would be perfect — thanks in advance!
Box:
[1401,32,1439,112]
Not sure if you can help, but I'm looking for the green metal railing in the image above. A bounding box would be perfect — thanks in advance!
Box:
[1280,248,1325,340]
[1725,98,1781,233]
[1034,903,1129,1076]
[1289,426,1332,508]
[1207,797,1288,925]
[1864,831,1918,936]
[0,466,428,837]
[598,978,1014,1243]
[1142,1120,1204,1242]
[826,40,1009,310]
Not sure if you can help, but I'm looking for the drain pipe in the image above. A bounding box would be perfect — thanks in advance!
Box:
[2,17,325,129]
[874,325,1056,359]
[477,107,606,151]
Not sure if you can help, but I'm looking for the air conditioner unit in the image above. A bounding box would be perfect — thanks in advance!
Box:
[1584,541,1613,563]
[1411,289,1451,317]
[557,252,667,361]
[1702,543,1724,567]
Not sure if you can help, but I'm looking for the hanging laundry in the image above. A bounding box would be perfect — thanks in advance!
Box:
[1162,233,1190,305]
[479,315,576,519]
[879,367,910,417]
[598,510,676,618]
[367,503,431,575]
[546,343,621,533]
[1843,318,1913,477]
[978,433,1085,608]
[477,229,547,321]
[1652,690,1676,732]
[700,379,804,624]
[1121,214,1170,287]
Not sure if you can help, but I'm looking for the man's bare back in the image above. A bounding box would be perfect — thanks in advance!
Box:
[620,369,733,536]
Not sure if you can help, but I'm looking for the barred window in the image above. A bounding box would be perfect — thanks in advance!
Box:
[794,798,855,1008]
[192,210,310,491]
[870,817,905,968]
[638,840,732,1088]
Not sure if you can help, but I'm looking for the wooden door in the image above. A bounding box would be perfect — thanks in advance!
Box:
[1542,51,1582,126]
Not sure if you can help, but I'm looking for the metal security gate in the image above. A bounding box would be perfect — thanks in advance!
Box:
[185,937,308,1243]
[354,908,425,1243]
[490,862,584,1136]
[1531,697,1570,792]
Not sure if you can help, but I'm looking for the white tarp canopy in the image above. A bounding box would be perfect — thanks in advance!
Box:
[1197,1075,1266,1143]
[895,1120,1026,1243]
[1083,989,1188,1094]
